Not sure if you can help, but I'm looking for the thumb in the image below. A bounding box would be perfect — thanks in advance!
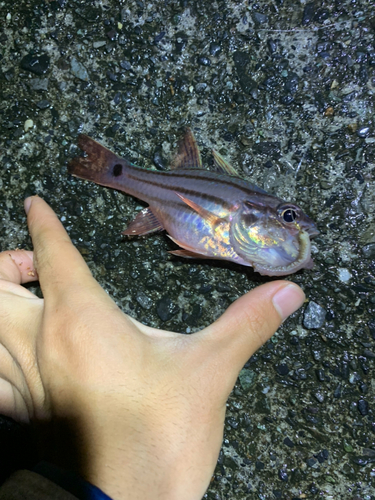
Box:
[198,281,305,377]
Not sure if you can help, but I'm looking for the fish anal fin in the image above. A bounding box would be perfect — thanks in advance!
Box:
[212,150,238,176]
[174,192,224,226]
[171,128,203,170]
[169,249,212,259]
[122,208,164,236]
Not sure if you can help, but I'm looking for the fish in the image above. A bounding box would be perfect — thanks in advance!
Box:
[68,129,319,276]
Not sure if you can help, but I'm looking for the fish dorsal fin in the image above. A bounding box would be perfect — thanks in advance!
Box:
[171,128,203,170]
[174,192,225,225]
[122,207,164,236]
[212,150,239,176]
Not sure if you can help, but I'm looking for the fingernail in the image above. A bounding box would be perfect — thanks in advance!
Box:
[24,197,33,215]
[272,283,305,322]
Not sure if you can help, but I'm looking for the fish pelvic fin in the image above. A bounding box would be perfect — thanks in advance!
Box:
[212,150,239,176]
[167,235,213,260]
[171,128,203,170]
[122,207,164,236]
[68,135,131,188]
[174,192,225,226]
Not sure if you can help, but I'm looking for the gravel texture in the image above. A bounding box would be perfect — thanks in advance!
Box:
[1,0,375,498]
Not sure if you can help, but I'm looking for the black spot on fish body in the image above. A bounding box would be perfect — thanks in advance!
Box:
[113,164,123,177]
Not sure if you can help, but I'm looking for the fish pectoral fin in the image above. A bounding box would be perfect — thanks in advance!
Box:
[212,150,239,176]
[122,207,164,236]
[169,249,212,259]
[174,192,225,226]
[171,128,203,170]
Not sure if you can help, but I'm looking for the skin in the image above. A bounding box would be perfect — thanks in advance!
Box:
[0,196,305,500]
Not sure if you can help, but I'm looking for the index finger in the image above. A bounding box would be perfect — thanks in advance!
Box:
[24,196,95,299]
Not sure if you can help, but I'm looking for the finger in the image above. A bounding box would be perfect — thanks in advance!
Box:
[0,250,37,284]
[0,340,35,423]
[0,377,30,423]
[0,292,43,419]
[196,281,305,380]
[24,196,97,300]
[0,250,38,298]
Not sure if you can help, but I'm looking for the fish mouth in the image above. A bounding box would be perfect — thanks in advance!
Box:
[297,213,319,238]
[300,220,319,238]
[253,230,313,276]
[307,226,320,238]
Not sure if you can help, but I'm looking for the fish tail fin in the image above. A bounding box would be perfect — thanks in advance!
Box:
[68,135,131,188]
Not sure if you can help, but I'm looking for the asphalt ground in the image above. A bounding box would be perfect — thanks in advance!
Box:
[1,1,375,498]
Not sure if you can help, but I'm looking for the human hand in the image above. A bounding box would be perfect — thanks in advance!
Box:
[0,196,305,500]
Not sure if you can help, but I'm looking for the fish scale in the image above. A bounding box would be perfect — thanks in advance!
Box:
[68,129,319,276]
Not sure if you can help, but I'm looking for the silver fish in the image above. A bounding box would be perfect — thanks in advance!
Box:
[68,129,319,276]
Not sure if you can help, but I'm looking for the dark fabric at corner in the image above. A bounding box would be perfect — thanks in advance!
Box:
[0,469,79,500]
[33,462,113,500]
[0,463,113,500]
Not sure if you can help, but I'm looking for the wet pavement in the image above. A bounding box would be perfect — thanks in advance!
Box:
[1,0,375,498]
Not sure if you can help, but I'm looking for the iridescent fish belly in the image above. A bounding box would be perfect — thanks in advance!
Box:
[165,194,236,262]
[68,129,319,276]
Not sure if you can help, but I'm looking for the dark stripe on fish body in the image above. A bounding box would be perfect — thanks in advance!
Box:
[125,163,267,195]
[127,171,237,210]
[131,189,226,217]
[139,170,242,191]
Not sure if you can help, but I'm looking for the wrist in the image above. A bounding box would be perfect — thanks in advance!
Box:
[83,424,219,500]
[76,409,221,500]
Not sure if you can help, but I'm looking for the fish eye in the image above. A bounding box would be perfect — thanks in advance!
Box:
[280,207,298,223]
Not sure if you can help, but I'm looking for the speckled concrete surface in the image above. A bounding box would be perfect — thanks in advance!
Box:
[1,0,375,498]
